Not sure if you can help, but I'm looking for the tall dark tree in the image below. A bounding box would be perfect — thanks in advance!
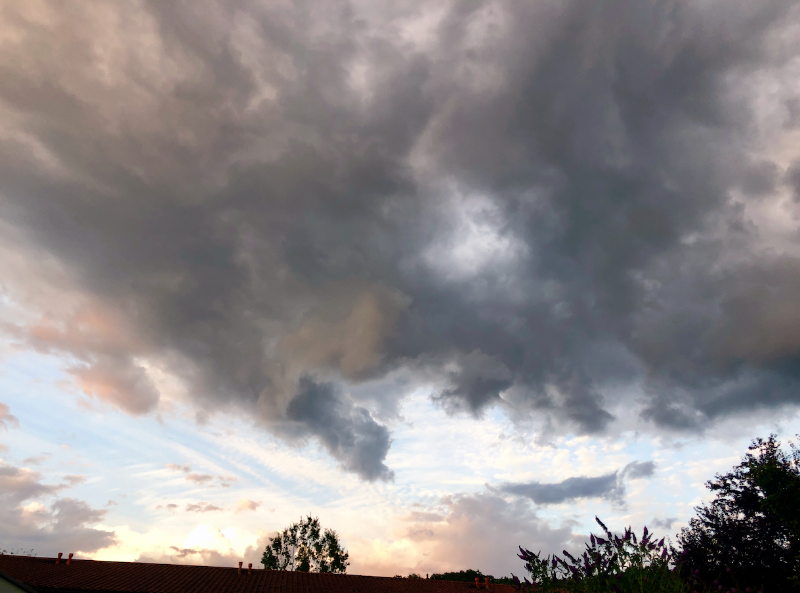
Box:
[261,515,349,573]
[677,434,800,592]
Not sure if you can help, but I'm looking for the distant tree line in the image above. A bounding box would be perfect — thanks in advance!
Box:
[429,569,514,584]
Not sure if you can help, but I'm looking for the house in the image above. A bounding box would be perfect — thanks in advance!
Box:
[0,555,517,593]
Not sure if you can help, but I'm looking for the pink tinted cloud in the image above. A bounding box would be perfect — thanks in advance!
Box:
[0,403,20,430]
[69,357,159,415]
[166,463,191,473]
[186,502,223,513]
[235,498,261,513]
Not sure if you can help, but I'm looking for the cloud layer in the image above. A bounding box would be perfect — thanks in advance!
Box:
[0,0,799,479]
[499,461,656,506]
[0,461,115,555]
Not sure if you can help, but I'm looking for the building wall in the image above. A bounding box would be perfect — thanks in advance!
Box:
[0,575,35,593]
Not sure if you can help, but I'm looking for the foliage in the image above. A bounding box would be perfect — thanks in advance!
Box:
[514,517,680,593]
[509,434,800,593]
[0,548,36,556]
[261,515,349,573]
[676,434,800,593]
[492,576,517,585]
[430,569,491,582]
[428,569,515,584]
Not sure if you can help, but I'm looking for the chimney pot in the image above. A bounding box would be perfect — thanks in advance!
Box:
[475,577,480,589]
[248,563,252,575]
[67,553,73,565]
[57,553,63,565]
[238,562,242,575]
[485,577,490,590]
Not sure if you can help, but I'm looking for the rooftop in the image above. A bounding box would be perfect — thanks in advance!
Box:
[0,556,516,593]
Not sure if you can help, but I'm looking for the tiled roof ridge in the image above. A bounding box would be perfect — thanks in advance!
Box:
[2,557,415,579]
[0,555,518,593]
[2,557,503,582]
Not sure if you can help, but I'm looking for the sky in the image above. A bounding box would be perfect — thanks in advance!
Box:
[1,0,800,579]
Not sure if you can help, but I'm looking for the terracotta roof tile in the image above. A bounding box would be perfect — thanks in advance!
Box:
[0,556,517,593]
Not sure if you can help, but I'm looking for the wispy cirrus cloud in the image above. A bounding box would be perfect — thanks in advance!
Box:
[166,463,234,487]
[185,502,223,513]
[185,473,215,485]
[165,463,191,474]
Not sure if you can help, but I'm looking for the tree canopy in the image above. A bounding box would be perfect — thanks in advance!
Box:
[429,569,489,582]
[429,570,514,584]
[677,434,800,592]
[261,515,349,573]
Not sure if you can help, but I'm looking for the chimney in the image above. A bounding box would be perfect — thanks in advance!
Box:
[484,577,490,590]
[56,553,63,565]
[67,553,73,565]
[248,564,252,575]
[238,562,242,575]
[475,577,481,589]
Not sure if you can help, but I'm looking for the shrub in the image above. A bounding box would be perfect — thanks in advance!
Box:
[513,517,681,593]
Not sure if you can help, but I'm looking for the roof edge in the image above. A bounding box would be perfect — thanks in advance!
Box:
[0,567,41,593]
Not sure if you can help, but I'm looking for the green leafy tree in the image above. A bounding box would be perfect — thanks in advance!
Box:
[261,515,349,573]
[676,434,800,592]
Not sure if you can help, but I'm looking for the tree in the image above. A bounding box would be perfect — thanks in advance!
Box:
[430,570,491,582]
[676,434,800,592]
[261,515,349,573]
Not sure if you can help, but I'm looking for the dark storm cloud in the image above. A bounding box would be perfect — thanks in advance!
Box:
[0,0,799,478]
[432,350,513,413]
[621,461,656,480]
[499,460,656,506]
[501,473,623,506]
[651,517,678,532]
[787,161,800,200]
[286,376,393,481]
